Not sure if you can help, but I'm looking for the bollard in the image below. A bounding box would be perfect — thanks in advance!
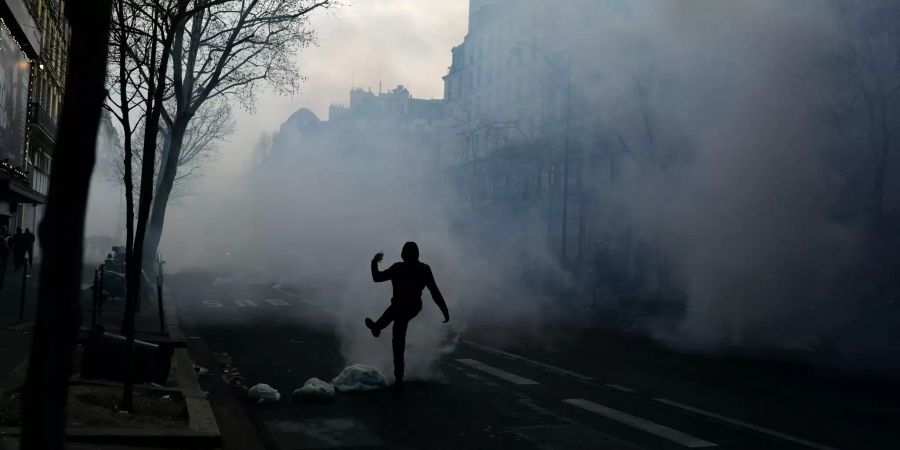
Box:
[157,256,166,335]
[98,263,105,317]
[157,273,165,335]
[17,262,27,322]
[92,267,99,327]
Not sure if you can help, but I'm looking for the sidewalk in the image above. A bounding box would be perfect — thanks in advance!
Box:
[0,264,221,449]
[0,263,39,396]
[0,263,39,329]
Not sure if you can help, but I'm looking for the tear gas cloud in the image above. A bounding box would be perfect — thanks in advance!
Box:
[88,0,900,377]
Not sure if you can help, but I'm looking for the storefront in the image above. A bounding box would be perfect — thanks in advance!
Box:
[1,0,44,232]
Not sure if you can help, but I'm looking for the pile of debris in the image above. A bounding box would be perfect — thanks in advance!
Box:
[248,364,387,404]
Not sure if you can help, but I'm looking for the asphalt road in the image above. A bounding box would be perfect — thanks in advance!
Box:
[170,269,900,450]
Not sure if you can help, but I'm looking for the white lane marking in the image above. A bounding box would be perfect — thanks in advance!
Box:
[265,298,291,307]
[272,285,301,298]
[234,299,258,307]
[564,399,717,448]
[462,340,594,381]
[202,300,224,308]
[606,384,636,393]
[456,358,539,385]
[654,398,837,450]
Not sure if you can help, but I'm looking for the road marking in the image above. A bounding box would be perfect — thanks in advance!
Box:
[202,300,223,308]
[234,299,258,308]
[456,359,539,385]
[265,298,291,307]
[654,398,837,450]
[462,340,594,381]
[606,384,636,393]
[272,285,301,298]
[564,399,717,448]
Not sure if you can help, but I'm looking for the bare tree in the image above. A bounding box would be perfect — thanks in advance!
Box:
[107,100,234,199]
[447,99,527,209]
[169,101,235,197]
[143,0,335,271]
[105,0,154,340]
[829,0,900,228]
[106,0,227,412]
[21,1,114,448]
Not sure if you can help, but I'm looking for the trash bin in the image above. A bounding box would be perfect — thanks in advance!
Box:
[81,328,173,385]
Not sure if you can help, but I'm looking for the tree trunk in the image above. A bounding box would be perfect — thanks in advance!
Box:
[20,2,113,448]
[116,0,136,336]
[143,121,187,275]
[121,2,184,413]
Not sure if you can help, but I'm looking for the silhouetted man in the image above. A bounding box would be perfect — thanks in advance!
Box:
[23,228,34,267]
[365,242,449,389]
[10,227,25,272]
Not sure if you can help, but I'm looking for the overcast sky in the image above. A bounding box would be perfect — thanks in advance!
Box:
[88,0,468,240]
[218,0,468,175]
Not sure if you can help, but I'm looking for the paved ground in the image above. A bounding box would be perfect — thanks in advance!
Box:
[0,263,39,328]
[171,269,900,450]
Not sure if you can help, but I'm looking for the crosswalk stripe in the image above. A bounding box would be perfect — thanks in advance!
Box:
[654,398,836,450]
[606,384,636,393]
[455,358,539,385]
[462,340,594,381]
[265,298,291,306]
[563,398,717,448]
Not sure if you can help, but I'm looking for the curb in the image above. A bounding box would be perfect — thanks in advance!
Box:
[0,426,219,447]
[161,285,222,446]
[162,287,184,343]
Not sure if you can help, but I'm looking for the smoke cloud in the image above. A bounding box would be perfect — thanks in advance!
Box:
[86,0,900,377]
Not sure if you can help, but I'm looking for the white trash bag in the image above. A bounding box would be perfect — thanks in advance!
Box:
[293,377,336,402]
[331,364,386,392]
[248,383,281,404]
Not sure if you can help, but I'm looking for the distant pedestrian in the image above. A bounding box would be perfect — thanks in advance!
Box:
[10,227,25,272]
[365,242,449,391]
[23,228,34,267]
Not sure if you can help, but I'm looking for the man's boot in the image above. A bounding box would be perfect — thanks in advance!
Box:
[364,318,380,337]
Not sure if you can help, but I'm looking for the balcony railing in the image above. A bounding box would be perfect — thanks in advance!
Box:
[27,102,58,140]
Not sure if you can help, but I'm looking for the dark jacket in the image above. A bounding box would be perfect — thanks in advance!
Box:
[371,260,449,318]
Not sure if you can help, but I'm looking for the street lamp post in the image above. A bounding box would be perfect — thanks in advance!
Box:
[560,67,572,264]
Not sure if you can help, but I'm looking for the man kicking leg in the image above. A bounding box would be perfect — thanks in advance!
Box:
[365,242,449,389]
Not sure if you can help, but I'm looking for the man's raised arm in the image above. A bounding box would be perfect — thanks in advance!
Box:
[371,252,390,282]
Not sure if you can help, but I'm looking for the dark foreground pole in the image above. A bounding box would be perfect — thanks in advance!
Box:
[20,2,113,448]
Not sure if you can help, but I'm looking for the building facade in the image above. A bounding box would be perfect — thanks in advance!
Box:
[0,0,46,235]
[442,0,643,293]
[265,85,451,171]
[21,0,68,246]
[0,0,68,260]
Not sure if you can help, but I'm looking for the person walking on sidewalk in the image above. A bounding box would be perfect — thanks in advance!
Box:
[365,241,449,390]
[23,228,35,267]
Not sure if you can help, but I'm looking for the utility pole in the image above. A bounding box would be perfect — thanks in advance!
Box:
[511,42,575,265]
[560,66,572,265]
